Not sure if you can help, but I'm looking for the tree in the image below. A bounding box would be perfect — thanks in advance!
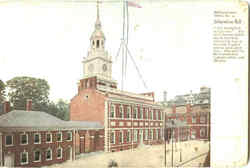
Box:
[46,99,69,121]
[0,79,5,102]
[6,76,50,111]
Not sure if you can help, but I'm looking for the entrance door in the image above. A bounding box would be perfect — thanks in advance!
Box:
[4,153,14,167]
[80,137,85,153]
[66,147,72,161]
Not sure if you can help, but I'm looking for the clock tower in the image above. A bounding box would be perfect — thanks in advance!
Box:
[82,2,113,81]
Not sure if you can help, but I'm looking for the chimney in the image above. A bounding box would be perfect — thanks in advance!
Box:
[26,99,32,111]
[163,91,167,102]
[3,101,11,113]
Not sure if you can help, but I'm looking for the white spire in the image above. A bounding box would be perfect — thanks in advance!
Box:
[95,0,101,29]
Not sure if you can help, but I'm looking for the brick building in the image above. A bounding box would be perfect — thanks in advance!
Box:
[0,101,104,167]
[70,4,164,152]
[162,88,210,142]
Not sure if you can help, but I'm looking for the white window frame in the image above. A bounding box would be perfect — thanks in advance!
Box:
[133,107,138,119]
[57,147,63,159]
[140,107,143,119]
[119,131,123,144]
[192,116,196,124]
[133,130,138,142]
[145,129,148,140]
[20,133,28,145]
[200,116,205,123]
[46,133,52,143]
[200,128,206,137]
[33,150,41,162]
[110,105,115,118]
[126,130,131,142]
[110,131,116,144]
[5,135,13,146]
[57,132,62,142]
[20,151,28,165]
[145,109,148,119]
[151,110,154,120]
[151,129,154,140]
[191,129,196,139]
[156,129,159,140]
[45,148,53,161]
[120,105,124,118]
[34,133,41,144]
[67,132,72,141]
[127,106,131,118]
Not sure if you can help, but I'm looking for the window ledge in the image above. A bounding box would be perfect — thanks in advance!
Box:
[33,160,41,163]
[20,162,28,165]
[20,143,28,146]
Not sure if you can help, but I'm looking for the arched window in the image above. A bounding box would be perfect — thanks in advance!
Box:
[46,148,52,160]
[97,40,100,48]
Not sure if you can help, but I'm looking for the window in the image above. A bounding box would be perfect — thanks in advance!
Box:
[34,150,41,162]
[139,108,143,119]
[46,133,52,143]
[34,133,41,144]
[191,129,196,139]
[110,105,115,118]
[159,111,162,120]
[110,132,115,144]
[200,116,205,123]
[92,40,95,46]
[150,130,154,140]
[57,148,63,159]
[120,105,124,118]
[46,148,52,160]
[57,132,62,142]
[127,106,131,118]
[5,135,13,146]
[192,116,196,123]
[145,109,148,119]
[145,130,148,140]
[156,111,158,120]
[20,134,28,145]
[133,107,138,119]
[67,132,72,141]
[200,128,206,137]
[133,130,138,142]
[126,130,131,142]
[119,131,123,144]
[97,40,100,48]
[20,151,28,165]
[156,129,159,140]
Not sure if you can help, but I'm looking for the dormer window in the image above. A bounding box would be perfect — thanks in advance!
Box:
[97,40,100,48]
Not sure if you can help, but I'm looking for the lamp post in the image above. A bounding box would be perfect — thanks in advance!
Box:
[171,120,174,168]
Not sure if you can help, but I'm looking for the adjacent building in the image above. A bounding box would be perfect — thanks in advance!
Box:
[0,100,104,167]
[161,87,210,142]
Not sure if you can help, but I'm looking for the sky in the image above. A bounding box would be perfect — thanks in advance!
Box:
[0,0,214,102]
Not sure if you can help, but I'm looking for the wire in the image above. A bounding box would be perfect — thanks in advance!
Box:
[124,44,148,90]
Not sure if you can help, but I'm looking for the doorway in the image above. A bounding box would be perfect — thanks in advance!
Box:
[4,153,14,167]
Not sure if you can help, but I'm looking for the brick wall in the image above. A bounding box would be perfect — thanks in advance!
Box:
[70,88,106,125]
[2,130,73,167]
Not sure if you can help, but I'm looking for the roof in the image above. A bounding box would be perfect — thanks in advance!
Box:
[0,110,103,131]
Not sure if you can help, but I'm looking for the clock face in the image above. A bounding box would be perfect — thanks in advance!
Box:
[102,64,107,72]
[88,64,94,72]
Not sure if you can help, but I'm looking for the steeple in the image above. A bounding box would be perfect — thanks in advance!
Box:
[90,0,105,50]
[95,0,101,29]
